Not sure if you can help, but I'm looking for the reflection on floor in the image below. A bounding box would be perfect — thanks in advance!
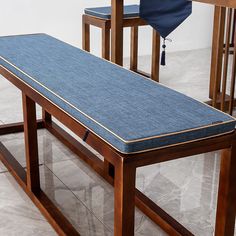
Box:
[0,49,235,235]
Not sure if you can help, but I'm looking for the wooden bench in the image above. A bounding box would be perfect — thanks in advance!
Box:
[0,34,236,236]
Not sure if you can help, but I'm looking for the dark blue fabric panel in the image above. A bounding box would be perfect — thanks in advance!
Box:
[0,34,235,153]
[85,5,139,19]
[140,0,192,38]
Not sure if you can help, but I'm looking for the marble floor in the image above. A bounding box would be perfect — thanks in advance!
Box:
[0,48,235,236]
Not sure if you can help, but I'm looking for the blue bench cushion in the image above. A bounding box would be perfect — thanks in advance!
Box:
[0,34,235,154]
[84,5,140,19]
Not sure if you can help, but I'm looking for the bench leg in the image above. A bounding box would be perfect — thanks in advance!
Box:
[114,161,136,236]
[82,15,90,52]
[22,93,40,193]
[130,26,138,72]
[151,29,160,82]
[215,141,236,236]
[102,22,110,60]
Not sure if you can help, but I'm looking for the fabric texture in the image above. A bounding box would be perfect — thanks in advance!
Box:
[0,34,235,154]
[85,4,140,19]
[139,0,192,38]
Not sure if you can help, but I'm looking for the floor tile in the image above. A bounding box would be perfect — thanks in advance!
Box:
[46,158,167,235]
[40,165,112,236]
[0,171,57,236]
[0,165,113,236]
[0,129,76,167]
[127,49,234,103]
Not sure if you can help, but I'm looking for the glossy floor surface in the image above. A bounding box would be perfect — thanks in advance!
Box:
[0,48,235,235]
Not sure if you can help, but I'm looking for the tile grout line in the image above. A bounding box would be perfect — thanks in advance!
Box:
[0,169,9,174]
[43,163,113,233]
[0,119,5,124]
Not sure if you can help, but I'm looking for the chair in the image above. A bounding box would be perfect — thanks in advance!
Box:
[210,7,236,114]
[82,5,160,82]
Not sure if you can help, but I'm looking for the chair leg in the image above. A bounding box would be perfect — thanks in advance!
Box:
[231,10,236,46]
[221,8,232,111]
[102,22,110,60]
[82,15,90,52]
[130,26,138,72]
[22,93,40,193]
[151,29,160,82]
[114,161,136,236]
[229,23,236,115]
[210,7,226,106]
[215,141,236,236]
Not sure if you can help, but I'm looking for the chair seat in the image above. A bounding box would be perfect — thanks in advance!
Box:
[84,5,140,20]
[0,34,235,154]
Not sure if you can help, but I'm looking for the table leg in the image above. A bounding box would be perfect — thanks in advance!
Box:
[210,6,226,107]
[151,29,160,82]
[111,0,124,65]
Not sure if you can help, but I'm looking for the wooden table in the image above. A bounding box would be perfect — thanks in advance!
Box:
[194,0,236,8]
[110,0,236,96]
[110,0,236,66]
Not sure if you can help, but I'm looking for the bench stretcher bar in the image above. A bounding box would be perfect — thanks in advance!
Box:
[0,66,236,236]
